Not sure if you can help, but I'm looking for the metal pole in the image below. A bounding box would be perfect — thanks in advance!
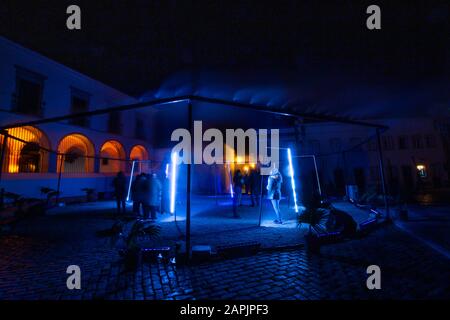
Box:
[0,131,8,183]
[376,128,390,220]
[214,164,218,206]
[258,173,264,227]
[126,160,136,202]
[56,154,64,204]
[185,101,193,262]
[312,155,322,197]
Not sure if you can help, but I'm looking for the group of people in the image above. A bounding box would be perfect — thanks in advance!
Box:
[113,171,169,220]
[114,165,285,224]
[233,167,284,224]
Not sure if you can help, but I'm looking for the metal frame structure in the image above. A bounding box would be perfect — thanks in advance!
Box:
[0,95,390,261]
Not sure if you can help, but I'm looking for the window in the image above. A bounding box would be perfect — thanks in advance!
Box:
[416,164,427,178]
[382,135,395,150]
[308,140,321,155]
[369,166,380,181]
[2,126,50,173]
[57,134,95,173]
[99,140,125,173]
[350,137,363,151]
[108,111,122,134]
[411,134,424,149]
[329,138,342,153]
[367,140,377,151]
[398,136,409,150]
[135,117,145,139]
[14,66,45,116]
[70,88,90,127]
[425,134,437,148]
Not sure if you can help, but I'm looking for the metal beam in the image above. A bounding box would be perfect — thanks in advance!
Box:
[0,95,388,131]
[185,102,193,262]
[376,128,390,220]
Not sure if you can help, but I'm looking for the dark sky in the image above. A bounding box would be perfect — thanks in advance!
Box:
[1,0,449,96]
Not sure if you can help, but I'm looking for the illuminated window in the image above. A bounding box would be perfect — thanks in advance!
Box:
[1,126,50,173]
[57,134,95,173]
[99,140,125,173]
[416,164,427,178]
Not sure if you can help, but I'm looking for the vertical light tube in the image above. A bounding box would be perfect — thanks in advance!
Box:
[126,160,136,202]
[170,152,178,214]
[228,164,234,198]
[287,148,299,213]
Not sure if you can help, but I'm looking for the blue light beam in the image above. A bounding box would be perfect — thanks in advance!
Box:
[170,152,178,214]
[228,164,234,198]
[126,160,136,202]
[287,148,299,213]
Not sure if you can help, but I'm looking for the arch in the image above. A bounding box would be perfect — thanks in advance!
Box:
[129,144,149,173]
[129,145,149,161]
[57,133,95,173]
[99,140,126,173]
[1,126,51,173]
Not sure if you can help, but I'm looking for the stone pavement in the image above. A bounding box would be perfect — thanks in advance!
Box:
[393,204,450,258]
[186,225,450,300]
[1,208,449,300]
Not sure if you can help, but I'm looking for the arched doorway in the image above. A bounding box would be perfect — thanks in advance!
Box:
[99,140,126,173]
[1,126,50,173]
[129,145,149,173]
[57,134,95,173]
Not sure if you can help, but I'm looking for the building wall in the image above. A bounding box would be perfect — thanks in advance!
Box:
[284,117,450,198]
[0,37,153,199]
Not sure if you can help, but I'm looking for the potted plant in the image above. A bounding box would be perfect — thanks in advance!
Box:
[298,203,330,254]
[110,219,161,270]
[40,187,59,206]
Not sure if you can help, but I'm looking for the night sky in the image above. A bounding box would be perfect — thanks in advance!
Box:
[1,0,449,96]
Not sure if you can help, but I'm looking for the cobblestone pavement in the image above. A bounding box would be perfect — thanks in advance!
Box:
[1,210,449,300]
[394,205,450,257]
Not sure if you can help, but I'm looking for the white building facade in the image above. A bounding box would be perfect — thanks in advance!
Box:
[0,37,152,199]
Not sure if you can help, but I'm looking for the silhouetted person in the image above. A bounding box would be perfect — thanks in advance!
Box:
[161,169,170,214]
[248,168,261,207]
[232,169,244,218]
[131,173,147,217]
[146,173,162,220]
[267,167,283,224]
[112,171,127,214]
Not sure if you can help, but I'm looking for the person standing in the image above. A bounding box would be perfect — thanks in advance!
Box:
[248,167,261,207]
[267,167,283,224]
[232,169,244,218]
[133,173,148,218]
[147,173,162,220]
[112,171,127,215]
[161,169,171,214]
